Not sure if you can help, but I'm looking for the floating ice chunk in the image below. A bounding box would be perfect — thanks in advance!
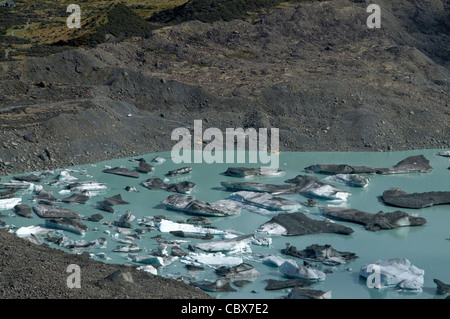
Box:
[57,170,78,182]
[257,222,287,235]
[359,258,424,292]
[158,219,224,235]
[195,235,254,254]
[279,260,326,281]
[261,255,289,267]
[435,151,450,157]
[16,225,50,237]
[323,174,370,188]
[183,252,243,266]
[230,191,301,211]
[137,265,158,275]
[0,198,21,210]
[68,181,107,192]
[252,237,272,246]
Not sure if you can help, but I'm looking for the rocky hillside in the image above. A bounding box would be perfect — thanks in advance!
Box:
[0,0,448,176]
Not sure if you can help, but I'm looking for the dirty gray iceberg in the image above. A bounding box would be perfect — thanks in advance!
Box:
[305,155,433,175]
[223,167,285,178]
[381,188,450,209]
[323,174,370,188]
[282,243,357,265]
[215,263,261,279]
[229,191,301,211]
[359,258,424,292]
[222,175,349,201]
[284,175,350,201]
[32,204,81,219]
[279,259,326,281]
[320,206,427,231]
[142,177,195,194]
[103,167,140,178]
[44,218,88,235]
[258,212,354,236]
[287,288,332,299]
[162,194,240,217]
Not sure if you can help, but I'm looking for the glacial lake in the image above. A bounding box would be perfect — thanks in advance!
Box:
[1,149,449,299]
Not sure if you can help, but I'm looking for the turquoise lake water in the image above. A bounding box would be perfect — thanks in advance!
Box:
[1,149,449,299]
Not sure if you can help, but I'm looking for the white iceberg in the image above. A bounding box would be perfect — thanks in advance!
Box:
[182,252,243,266]
[359,258,424,292]
[279,260,326,281]
[16,225,50,237]
[195,234,254,254]
[261,255,290,267]
[0,198,21,210]
[137,265,158,275]
[158,219,224,235]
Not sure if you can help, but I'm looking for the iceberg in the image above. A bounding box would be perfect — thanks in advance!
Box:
[223,167,285,178]
[33,204,81,219]
[258,212,354,236]
[162,194,240,217]
[229,191,301,211]
[359,258,424,292]
[157,219,224,235]
[195,234,254,254]
[320,206,426,231]
[305,155,432,175]
[16,225,51,237]
[323,174,370,188]
[279,260,326,281]
[287,288,331,299]
[0,197,21,210]
[183,252,243,266]
[142,177,195,194]
[44,218,88,235]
